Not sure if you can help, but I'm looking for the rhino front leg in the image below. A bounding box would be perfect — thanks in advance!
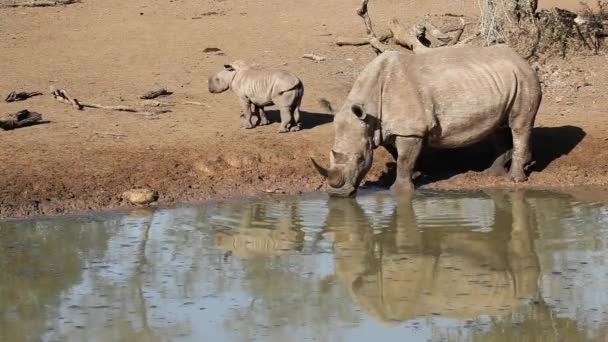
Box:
[391,136,422,192]
[239,97,254,129]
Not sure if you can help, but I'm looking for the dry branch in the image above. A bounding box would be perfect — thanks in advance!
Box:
[389,18,428,52]
[82,104,138,112]
[51,87,171,115]
[6,0,79,7]
[449,18,467,45]
[335,32,392,46]
[51,87,83,109]
[369,37,389,53]
[357,0,376,37]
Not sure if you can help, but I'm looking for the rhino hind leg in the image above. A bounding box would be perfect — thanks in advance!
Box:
[391,136,423,192]
[487,128,513,176]
[278,106,292,133]
[290,107,301,132]
[510,126,532,182]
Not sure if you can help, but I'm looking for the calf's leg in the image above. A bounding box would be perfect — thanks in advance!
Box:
[391,136,422,192]
[256,106,270,126]
[278,106,292,133]
[239,97,254,129]
[290,107,301,132]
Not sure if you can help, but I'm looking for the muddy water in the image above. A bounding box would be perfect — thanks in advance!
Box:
[1,189,608,341]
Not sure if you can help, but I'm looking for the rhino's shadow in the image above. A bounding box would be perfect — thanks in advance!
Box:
[368,125,586,188]
[264,110,333,130]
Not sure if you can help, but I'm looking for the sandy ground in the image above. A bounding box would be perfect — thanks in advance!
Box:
[0,0,607,219]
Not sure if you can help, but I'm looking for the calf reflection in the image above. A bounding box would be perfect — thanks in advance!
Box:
[326,190,540,323]
[214,201,304,258]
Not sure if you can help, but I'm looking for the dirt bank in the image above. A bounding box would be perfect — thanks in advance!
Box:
[1,0,607,219]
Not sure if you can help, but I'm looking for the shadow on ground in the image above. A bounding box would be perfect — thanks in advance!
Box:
[365,125,586,188]
[264,110,333,130]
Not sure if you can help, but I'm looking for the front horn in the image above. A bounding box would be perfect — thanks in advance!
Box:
[311,158,329,178]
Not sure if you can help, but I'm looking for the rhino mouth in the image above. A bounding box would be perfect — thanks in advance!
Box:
[327,184,357,198]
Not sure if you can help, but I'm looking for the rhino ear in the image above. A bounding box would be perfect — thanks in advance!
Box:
[223,64,235,71]
[351,103,367,121]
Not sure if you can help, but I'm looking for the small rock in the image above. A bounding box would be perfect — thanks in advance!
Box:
[203,47,222,53]
[224,153,261,168]
[192,157,222,176]
[555,96,563,103]
[122,189,159,205]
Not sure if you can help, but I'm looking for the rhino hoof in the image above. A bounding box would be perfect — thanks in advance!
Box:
[289,125,301,132]
[259,119,270,126]
[243,124,254,129]
[278,127,289,133]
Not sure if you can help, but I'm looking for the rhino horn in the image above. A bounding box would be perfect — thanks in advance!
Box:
[311,158,329,178]
[328,169,346,189]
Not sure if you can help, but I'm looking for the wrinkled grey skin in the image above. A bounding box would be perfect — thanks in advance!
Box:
[208,61,304,132]
[312,46,542,197]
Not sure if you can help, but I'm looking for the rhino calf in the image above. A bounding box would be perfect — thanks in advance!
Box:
[208,61,304,132]
[312,46,542,197]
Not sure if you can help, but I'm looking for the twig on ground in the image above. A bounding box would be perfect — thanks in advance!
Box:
[139,88,172,99]
[302,53,326,62]
[182,101,210,107]
[94,131,127,137]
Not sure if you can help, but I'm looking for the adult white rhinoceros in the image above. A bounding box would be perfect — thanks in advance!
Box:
[312,46,542,197]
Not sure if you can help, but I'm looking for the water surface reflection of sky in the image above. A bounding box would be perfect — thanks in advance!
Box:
[1,189,607,341]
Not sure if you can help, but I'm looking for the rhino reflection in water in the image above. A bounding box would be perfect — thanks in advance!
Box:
[214,202,304,258]
[326,191,540,323]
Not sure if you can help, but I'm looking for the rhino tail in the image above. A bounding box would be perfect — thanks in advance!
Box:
[317,98,335,115]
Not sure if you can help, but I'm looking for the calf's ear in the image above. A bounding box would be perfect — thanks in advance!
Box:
[351,103,367,121]
[223,64,235,71]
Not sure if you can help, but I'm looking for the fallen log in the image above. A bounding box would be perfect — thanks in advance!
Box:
[0,109,46,130]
